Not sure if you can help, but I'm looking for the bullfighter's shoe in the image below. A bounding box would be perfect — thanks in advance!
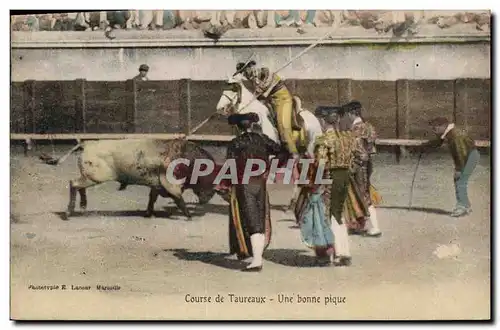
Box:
[242,233,265,272]
[451,206,470,218]
[241,266,262,272]
[333,256,352,267]
[364,206,382,237]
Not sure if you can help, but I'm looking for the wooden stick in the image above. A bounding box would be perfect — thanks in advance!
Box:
[189,112,220,135]
[238,30,335,112]
[408,152,423,210]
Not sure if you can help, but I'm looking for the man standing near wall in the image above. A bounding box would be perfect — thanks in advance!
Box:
[421,117,480,217]
[133,64,150,81]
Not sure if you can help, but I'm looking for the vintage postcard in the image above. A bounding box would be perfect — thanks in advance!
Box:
[10,9,491,320]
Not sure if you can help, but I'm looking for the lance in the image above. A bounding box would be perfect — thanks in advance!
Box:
[408,151,423,210]
[189,30,336,135]
[237,30,335,113]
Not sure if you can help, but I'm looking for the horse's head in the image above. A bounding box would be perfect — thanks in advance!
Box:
[216,75,244,116]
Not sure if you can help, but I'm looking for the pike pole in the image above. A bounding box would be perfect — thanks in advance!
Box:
[189,30,336,135]
[408,151,423,210]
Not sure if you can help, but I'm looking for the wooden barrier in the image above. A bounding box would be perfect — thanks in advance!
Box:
[10,77,491,142]
[11,132,490,162]
[10,133,491,147]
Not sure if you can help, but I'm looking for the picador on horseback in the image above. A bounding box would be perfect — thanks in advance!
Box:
[234,59,302,161]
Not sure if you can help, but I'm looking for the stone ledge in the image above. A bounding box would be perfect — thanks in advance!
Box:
[11,25,490,48]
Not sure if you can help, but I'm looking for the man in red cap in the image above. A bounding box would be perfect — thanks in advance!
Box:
[422,117,480,217]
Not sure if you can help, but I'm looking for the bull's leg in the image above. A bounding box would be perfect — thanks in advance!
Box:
[145,188,159,218]
[118,182,128,191]
[63,177,97,221]
[158,174,192,220]
[79,188,88,211]
[173,196,192,221]
[64,181,78,221]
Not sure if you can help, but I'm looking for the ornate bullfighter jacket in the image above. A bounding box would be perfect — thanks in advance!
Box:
[314,129,357,170]
[350,118,377,171]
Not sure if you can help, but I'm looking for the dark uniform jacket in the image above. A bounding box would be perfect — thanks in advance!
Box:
[225,131,282,185]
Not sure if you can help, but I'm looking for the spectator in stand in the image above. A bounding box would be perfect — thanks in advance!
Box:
[133,64,150,81]
[107,11,131,29]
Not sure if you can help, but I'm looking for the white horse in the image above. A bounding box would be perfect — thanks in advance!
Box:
[215,74,323,159]
[215,74,324,211]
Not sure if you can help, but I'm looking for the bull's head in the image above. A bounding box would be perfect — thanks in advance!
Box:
[192,186,217,205]
[215,75,243,117]
[189,162,226,205]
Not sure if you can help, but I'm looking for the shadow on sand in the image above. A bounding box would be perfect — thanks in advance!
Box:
[277,218,295,223]
[53,201,293,221]
[53,208,205,221]
[378,205,450,215]
[263,248,325,268]
[164,248,326,269]
[165,248,245,270]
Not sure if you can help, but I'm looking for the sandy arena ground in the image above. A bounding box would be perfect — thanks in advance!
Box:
[10,144,491,320]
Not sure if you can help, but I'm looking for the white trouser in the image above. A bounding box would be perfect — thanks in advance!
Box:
[330,217,350,257]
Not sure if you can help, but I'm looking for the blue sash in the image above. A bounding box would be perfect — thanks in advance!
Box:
[300,191,334,249]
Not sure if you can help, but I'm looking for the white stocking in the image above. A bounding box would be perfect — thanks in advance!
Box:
[366,205,381,234]
[247,233,265,268]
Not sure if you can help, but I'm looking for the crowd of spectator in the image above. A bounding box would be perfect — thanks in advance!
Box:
[11,10,490,36]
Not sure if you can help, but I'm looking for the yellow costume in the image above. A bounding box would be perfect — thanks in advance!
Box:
[248,67,297,155]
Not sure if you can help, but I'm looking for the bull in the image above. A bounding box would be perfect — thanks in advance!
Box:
[40,139,219,221]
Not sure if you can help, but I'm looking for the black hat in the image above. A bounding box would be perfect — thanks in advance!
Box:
[343,100,362,113]
[228,112,260,126]
[139,64,149,72]
[315,106,344,118]
[234,60,256,76]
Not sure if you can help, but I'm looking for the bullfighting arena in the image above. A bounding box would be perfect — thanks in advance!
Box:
[9,143,491,320]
